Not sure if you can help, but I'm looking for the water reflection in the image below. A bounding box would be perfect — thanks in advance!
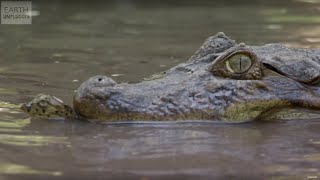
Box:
[2,117,315,178]
[0,134,68,147]
[0,108,319,178]
[0,163,62,176]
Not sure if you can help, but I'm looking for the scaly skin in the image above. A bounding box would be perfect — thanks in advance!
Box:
[21,32,320,122]
[72,32,320,122]
[20,94,76,119]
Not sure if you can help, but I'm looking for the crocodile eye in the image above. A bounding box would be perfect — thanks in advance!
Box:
[39,100,48,108]
[225,54,252,73]
[210,43,263,80]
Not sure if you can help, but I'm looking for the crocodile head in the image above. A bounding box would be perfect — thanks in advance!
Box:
[21,94,76,119]
[73,32,320,122]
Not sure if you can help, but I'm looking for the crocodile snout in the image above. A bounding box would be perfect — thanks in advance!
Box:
[73,75,119,119]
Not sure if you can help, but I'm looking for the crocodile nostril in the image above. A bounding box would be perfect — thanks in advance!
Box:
[81,76,118,89]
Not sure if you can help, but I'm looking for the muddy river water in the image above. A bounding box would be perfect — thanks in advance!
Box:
[0,0,320,179]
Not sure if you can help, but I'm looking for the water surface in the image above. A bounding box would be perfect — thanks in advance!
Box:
[0,0,320,179]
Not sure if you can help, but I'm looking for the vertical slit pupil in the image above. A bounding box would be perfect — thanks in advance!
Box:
[239,56,242,71]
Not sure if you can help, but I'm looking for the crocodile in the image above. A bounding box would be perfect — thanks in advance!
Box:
[20,32,320,122]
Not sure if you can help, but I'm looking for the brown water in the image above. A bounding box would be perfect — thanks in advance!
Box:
[0,0,320,179]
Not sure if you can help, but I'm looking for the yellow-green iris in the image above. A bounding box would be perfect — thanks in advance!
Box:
[225,54,252,73]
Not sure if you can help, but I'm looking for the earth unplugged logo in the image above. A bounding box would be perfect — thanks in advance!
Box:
[1,1,32,24]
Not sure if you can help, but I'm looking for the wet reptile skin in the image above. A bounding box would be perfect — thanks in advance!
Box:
[72,32,320,122]
[21,94,76,119]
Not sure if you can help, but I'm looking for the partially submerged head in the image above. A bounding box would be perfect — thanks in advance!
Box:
[73,32,320,122]
[20,94,75,119]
